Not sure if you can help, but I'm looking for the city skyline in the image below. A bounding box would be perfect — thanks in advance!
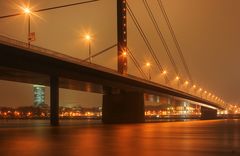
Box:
[0,80,102,107]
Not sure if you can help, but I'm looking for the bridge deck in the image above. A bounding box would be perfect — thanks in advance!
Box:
[0,35,224,109]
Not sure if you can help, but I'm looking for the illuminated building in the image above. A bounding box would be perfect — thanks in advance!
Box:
[33,85,45,107]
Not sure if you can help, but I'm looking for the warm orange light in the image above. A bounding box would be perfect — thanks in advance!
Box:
[85,34,92,41]
[122,51,127,56]
[193,85,196,88]
[146,62,150,67]
[176,76,180,80]
[199,88,202,91]
[204,91,207,94]
[23,7,31,14]
[162,70,167,75]
[185,81,189,85]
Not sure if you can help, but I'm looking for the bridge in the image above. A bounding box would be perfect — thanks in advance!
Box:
[0,0,227,125]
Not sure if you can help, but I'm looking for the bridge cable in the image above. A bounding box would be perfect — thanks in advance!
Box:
[0,0,100,19]
[83,43,148,79]
[126,47,148,79]
[143,0,180,78]
[157,0,193,83]
[83,44,117,62]
[127,2,169,83]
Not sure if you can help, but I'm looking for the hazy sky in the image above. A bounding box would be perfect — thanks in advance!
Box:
[0,0,240,106]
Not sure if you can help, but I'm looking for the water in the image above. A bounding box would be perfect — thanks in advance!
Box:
[0,119,239,156]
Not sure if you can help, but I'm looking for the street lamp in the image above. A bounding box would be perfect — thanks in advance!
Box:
[162,70,167,75]
[192,84,197,94]
[184,80,189,92]
[84,34,93,63]
[203,91,207,98]
[23,7,32,47]
[199,88,203,98]
[175,76,180,89]
[162,70,167,84]
[122,51,127,57]
[146,62,151,80]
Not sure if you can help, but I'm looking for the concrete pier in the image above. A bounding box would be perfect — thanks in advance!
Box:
[201,106,217,120]
[102,92,145,123]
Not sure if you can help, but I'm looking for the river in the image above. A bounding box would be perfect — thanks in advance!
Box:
[0,119,239,156]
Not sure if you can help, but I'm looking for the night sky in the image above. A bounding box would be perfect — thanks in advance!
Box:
[0,0,240,106]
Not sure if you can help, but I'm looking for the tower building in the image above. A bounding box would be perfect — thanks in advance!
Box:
[33,85,45,107]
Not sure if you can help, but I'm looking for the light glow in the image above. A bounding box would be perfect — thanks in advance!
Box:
[23,7,31,14]
[85,34,92,41]
[146,62,150,67]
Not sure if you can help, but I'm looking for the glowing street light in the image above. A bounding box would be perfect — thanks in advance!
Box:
[146,62,150,67]
[146,62,151,80]
[23,7,32,47]
[23,7,31,14]
[175,76,180,89]
[84,34,93,63]
[184,80,190,92]
[122,51,127,57]
[198,88,203,98]
[162,70,167,75]
[176,76,180,81]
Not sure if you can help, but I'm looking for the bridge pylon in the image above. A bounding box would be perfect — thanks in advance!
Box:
[117,0,128,75]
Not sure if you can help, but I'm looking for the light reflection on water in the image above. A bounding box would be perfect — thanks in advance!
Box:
[0,119,239,156]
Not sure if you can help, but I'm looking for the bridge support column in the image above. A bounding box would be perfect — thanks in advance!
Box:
[102,92,145,123]
[50,75,59,126]
[201,107,217,120]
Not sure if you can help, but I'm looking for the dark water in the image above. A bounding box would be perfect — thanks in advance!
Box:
[0,120,239,156]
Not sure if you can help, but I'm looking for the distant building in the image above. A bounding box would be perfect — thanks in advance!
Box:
[33,85,45,107]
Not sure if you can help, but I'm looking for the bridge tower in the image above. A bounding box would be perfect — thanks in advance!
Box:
[117,0,127,75]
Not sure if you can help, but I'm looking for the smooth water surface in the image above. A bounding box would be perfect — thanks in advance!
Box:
[0,120,239,156]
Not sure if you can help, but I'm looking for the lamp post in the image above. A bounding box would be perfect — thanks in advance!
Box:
[184,80,189,92]
[175,76,180,89]
[199,88,203,98]
[146,62,151,80]
[85,34,92,63]
[192,85,196,94]
[162,70,167,84]
[23,7,31,47]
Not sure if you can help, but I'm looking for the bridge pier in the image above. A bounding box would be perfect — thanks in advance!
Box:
[50,75,59,126]
[201,107,217,120]
[102,91,145,123]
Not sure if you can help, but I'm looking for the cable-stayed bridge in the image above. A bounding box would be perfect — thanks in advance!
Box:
[0,0,228,125]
